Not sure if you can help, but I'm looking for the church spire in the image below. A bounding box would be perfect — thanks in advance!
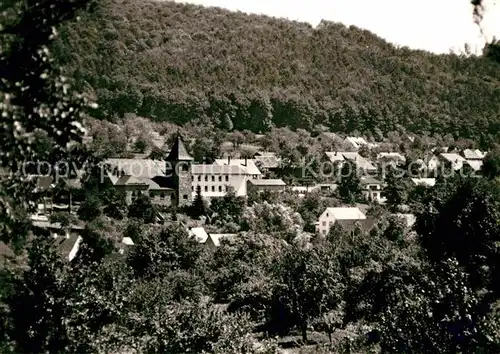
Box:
[166,134,193,161]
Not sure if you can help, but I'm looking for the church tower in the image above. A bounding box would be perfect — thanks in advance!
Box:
[166,135,193,207]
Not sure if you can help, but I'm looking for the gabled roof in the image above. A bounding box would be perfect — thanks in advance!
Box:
[166,135,193,161]
[213,159,262,175]
[248,179,286,186]
[253,155,281,169]
[191,164,247,175]
[344,137,368,149]
[465,160,483,171]
[360,176,382,185]
[462,149,485,160]
[325,152,345,163]
[115,175,148,186]
[439,153,466,170]
[188,227,209,243]
[52,234,82,262]
[106,159,167,179]
[377,152,406,162]
[208,233,237,247]
[318,132,338,140]
[138,178,174,191]
[122,237,135,246]
[341,152,377,171]
[336,218,377,233]
[322,207,366,220]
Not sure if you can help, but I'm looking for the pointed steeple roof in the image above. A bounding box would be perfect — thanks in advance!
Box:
[166,134,193,161]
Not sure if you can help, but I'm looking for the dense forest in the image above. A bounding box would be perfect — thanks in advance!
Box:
[52,0,500,143]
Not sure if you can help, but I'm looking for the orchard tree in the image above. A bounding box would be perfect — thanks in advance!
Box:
[128,193,156,223]
[269,241,344,342]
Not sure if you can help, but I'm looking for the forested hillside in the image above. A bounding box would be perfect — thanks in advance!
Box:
[53,0,500,142]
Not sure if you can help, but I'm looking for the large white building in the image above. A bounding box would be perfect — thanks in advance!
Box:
[316,207,366,236]
[191,164,251,198]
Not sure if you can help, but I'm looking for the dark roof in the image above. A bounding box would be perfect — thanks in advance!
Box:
[336,218,377,234]
[52,234,80,261]
[115,175,147,186]
[166,135,193,161]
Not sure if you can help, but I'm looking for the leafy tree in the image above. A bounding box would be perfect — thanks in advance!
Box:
[210,190,246,225]
[269,241,344,342]
[127,225,203,278]
[127,193,156,223]
[77,194,102,221]
[481,148,500,180]
[1,0,94,246]
[240,201,304,240]
[383,166,408,212]
[102,188,127,219]
[49,211,77,235]
[132,137,148,153]
[337,160,362,204]
[4,239,71,353]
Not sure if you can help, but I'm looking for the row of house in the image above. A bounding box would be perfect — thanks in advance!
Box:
[105,136,287,207]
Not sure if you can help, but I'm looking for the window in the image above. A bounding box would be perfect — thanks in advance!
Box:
[322,221,326,226]
[225,175,229,181]
[212,176,215,181]
[211,186,215,192]
[191,176,194,181]
[329,221,333,226]
[198,176,201,181]
[219,176,222,182]
[183,194,188,199]
[204,186,208,192]
[205,176,208,181]
[219,186,222,192]
[191,186,194,191]
[326,213,329,217]
[322,230,326,235]
[160,192,165,200]
[149,191,154,198]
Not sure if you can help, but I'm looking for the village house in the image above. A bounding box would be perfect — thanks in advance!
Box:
[253,152,281,171]
[377,152,406,165]
[324,152,377,175]
[360,176,383,203]
[439,153,467,171]
[316,207,366,236]
[188,227,236,250]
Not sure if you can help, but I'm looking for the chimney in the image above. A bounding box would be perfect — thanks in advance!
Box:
[244,157,247,166]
